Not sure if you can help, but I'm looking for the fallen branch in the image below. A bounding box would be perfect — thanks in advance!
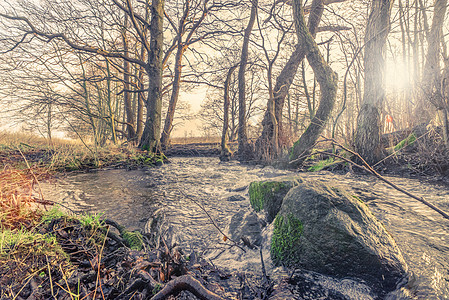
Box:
[309,137,449,221]
[151,275,224,300]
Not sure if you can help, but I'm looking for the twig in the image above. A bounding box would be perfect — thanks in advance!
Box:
[259,245,273,300]
[59,264,75,300]
[46,255,56,300]
[11,268,44,300]
[179,190,246,252]
[17,147,45,202]
[311,137,449,221]
[260,247,267,282]
[93,226,108,300]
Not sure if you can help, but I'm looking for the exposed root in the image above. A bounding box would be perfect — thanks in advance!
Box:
[151,275,224,300]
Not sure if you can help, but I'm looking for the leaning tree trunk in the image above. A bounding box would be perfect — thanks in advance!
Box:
[237,0,258,161]
[139,0,164,152]
[161,43,185,150]
[354,0,393,164]
[289,0,338,167]
[221,65,238,161]
[256,0,325,160]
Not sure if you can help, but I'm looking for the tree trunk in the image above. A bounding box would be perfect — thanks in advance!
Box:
[122,15,136,143]
[237,0,258,161]
[221,65,238,161]
[256,0,324,160]
[441,108,449,148]
[137,62,145,142]
[354,0,393,164]
[419,0,447,117]
[161,43,185,149]
[139,0,164,152]
[289,0,338,167]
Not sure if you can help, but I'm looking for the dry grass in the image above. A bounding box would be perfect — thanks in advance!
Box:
[0,165,50,230]
[0,131,160,171]
[0,131,82,148]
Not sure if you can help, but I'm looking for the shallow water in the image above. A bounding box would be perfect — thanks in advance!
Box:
[41,157,449,299]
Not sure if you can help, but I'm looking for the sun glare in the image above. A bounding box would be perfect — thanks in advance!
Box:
[385,59,413,90]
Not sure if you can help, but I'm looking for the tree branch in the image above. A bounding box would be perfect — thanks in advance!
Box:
[0,13,147,68]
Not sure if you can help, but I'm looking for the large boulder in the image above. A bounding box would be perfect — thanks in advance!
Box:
[248,177,302,222]
[271,180,407,294]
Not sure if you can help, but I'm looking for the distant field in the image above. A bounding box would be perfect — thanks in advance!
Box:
[0,131,82,148]
[170,136,222,144]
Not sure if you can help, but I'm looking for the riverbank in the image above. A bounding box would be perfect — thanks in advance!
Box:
[1,206,273,299]
[0,132,165,172]
[0,164,270,299]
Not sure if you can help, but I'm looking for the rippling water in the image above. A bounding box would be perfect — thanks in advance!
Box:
[41,157,449,299]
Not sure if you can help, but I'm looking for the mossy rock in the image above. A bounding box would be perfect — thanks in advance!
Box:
[271,213,303,265]
[248,177,301,223]
[271,180,407,294]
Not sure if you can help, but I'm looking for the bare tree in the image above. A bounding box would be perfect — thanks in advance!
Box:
[289,0,338,166]
[237,0,259,161]
[0,0,166,152]
[354,0,393,164]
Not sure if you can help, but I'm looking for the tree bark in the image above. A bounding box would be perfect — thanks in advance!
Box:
[418,0,447,120]
[289,0,338,167]
[139,0,164,152]
[354,0,393,164]
[137,61,145,142]
[122,15,137,143]
[237,0,258,161]
[136,6,150,143]
[161,43,185,149]
[221,65,238,161]
[256,0,324,160]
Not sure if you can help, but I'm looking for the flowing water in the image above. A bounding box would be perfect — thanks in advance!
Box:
[41,157,449,299]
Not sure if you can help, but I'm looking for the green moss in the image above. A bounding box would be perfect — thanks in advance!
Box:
[249,181,287,212]
[394,133,416,152]
[270,214,303,265]
[289,139,302,160]
[121,230,144,251]
[152,283,162,295]
[307,157,343,172]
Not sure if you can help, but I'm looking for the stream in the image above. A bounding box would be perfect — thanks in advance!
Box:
[41,157,449,299]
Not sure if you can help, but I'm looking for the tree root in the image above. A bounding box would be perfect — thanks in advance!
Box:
[151,275,224,300]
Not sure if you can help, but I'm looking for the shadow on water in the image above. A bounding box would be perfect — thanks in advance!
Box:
[41,157,449,299]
